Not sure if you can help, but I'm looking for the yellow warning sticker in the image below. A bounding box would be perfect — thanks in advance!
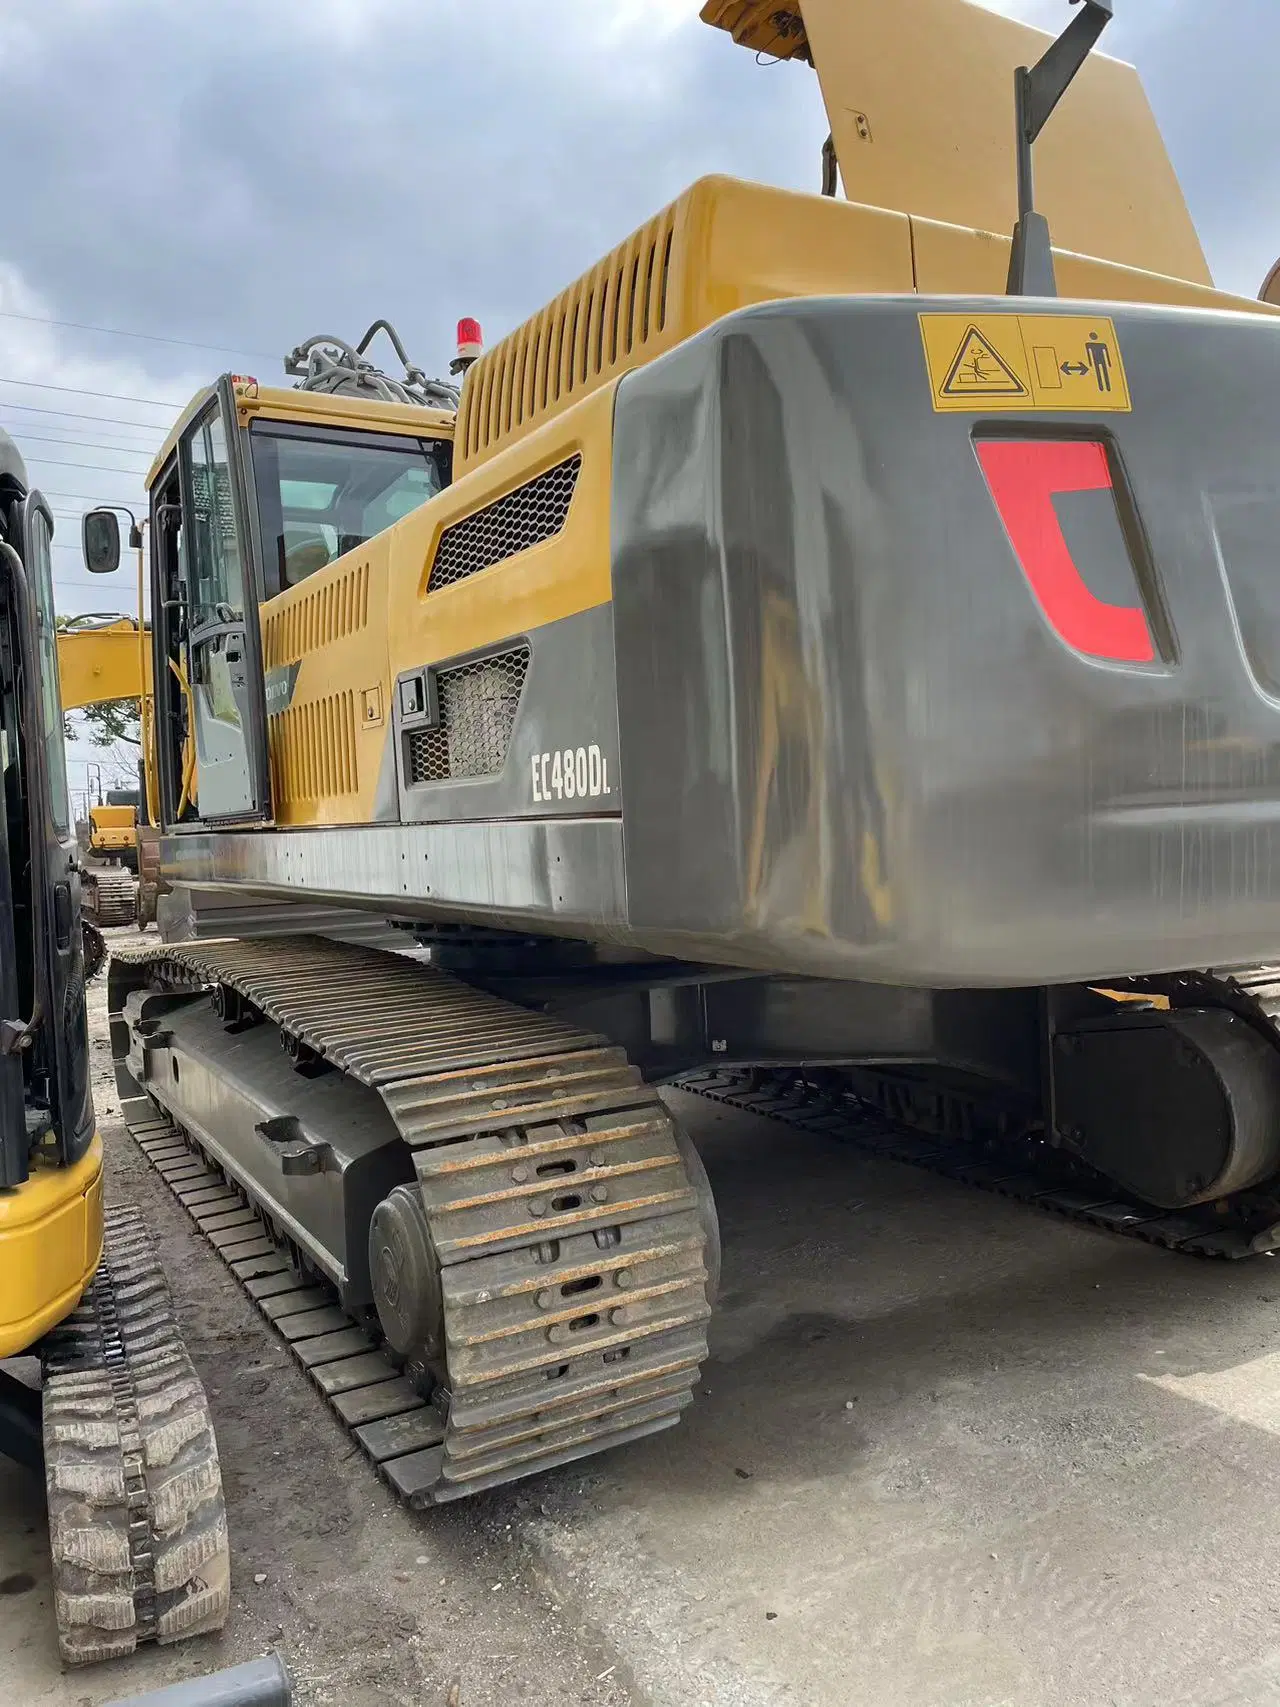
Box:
[919,314,1131,413]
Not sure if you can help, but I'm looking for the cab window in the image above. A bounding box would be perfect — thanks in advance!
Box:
[186,406,245,624]
[25,501,70,836]
[250,422,450,593]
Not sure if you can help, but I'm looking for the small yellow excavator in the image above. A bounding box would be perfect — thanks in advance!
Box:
[0,425,229,1665]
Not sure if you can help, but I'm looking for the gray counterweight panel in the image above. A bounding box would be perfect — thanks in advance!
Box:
[393,603,622,824]
[610,295,1280,985]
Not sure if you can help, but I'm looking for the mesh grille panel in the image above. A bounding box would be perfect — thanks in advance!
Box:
[428,457,581,592]
[406,646,530,784]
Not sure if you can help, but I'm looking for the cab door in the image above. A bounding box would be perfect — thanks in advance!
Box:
[178,379,271,823]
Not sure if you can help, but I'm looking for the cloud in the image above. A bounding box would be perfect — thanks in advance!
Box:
[3,0,1271,396]
[0,260,196,797]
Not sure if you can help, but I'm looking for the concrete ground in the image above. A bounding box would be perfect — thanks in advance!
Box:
[6,943,1280,1705]
[519,1091,1280,1707]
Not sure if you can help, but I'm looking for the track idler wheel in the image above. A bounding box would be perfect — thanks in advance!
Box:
[1054,1007,1280,1208]
[369,1185,446,1389]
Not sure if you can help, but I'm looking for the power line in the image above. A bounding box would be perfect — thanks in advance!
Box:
[0,375,184,409]
[22,454,150,475]
[0,399,173,433]
[44,491,142,506]
[12,428,160,453]
[0,306,274,362]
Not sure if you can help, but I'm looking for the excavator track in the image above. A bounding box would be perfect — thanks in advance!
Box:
[82,921,107,983]
[82,867,138,930]
[681,969,1280,1263]
[40,1204,230,1665]
[110,937,713,1505]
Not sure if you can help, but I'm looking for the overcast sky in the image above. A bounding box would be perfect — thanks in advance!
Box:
[0,0,1274,799]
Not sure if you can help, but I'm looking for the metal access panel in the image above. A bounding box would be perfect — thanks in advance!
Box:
[610,294,1280,987]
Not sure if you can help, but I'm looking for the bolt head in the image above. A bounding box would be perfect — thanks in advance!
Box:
[615,1267,633,1290]
[590,1184,608,1203]
[529,1198,547,1218]
[511,1165,530,1184]
[611,1306,632,1326]
[536,1289,554,1310]
[548,1323,569,1344]
[711,1039,728,1054]
[589,1150,607,1168]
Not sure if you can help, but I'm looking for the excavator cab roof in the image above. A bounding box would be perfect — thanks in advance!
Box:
[146,380,455,491]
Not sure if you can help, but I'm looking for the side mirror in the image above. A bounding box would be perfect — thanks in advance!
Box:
[1261,258,1280,307]
[82,508,121,575]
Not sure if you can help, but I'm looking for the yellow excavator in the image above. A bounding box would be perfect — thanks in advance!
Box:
[0,426,229,1665]
[57,615,153,952]
[81,0,1280,1511]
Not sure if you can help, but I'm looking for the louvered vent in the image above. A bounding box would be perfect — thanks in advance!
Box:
[405,647,530,784]
[427,457,581,593]
[262,559,370,668]
[456,199,678,469]
[270,690,359,802]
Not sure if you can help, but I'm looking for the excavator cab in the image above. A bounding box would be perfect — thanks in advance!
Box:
[83,323,457,834]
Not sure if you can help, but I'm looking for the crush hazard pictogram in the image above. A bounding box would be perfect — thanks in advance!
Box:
[941,326,1029,398]
[919,313,1131,413]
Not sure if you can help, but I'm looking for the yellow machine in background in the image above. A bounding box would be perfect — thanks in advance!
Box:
[88,798,139,865]
[58,616,153,932]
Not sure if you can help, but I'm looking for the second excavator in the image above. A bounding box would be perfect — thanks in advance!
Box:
[88,0,1280,1507]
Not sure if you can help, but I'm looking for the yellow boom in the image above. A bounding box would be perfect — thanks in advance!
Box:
[57,617,151,711]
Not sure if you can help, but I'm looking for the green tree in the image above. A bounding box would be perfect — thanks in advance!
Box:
[75,699,141,749]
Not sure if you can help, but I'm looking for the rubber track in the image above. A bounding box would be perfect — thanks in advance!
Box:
[111,936,713,1505]
[41,1205,230,1665]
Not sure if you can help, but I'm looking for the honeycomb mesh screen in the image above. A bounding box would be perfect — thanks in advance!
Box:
[427,456,581,592]
[406,645,531,783]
